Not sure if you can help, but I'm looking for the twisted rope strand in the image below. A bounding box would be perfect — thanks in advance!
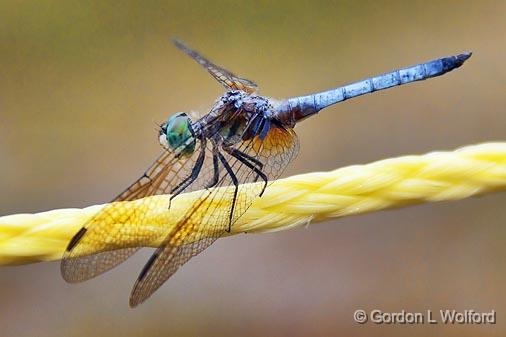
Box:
[1,142,505,265]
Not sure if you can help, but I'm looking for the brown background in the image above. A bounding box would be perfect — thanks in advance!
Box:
[1,1,505,336]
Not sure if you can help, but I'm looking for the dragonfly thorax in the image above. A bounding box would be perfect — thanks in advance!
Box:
[159,112,196,156]
[211,91,275,144]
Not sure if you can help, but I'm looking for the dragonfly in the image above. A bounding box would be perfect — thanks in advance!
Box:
[61,38,471,307]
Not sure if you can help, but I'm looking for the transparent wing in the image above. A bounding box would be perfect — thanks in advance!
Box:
[61,139,207,283]
[172,38,258,94]
[129,126,299,307]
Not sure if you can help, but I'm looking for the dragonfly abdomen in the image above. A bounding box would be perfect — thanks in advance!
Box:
[275,52,471,126]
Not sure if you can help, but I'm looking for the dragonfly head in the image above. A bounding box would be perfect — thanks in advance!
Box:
[159,112,196,155]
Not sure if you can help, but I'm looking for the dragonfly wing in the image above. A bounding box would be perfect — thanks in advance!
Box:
[61,140,206,283]
[129,127,299,307]
[172,38,258,94]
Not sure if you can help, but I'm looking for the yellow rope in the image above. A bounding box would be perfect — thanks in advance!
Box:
[1,142,505,266]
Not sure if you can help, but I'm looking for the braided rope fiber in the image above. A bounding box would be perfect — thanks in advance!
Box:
[1,142,505,265]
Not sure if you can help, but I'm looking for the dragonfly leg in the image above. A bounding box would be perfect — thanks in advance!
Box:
[236,149,264,183]
[217,151,238,232]
[233,149,264,169]
[224,147,268,196]
[169,138,207,204]
[205,144,220,189]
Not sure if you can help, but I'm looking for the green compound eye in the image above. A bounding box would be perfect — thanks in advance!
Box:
[165,112,196,155]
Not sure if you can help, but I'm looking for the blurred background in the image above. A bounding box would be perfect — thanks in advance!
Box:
[1,1,505,336]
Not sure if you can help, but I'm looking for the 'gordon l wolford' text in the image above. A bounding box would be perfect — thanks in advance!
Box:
[364,309,496,324]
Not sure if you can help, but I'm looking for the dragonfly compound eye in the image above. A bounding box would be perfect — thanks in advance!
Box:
[163,112,196,155]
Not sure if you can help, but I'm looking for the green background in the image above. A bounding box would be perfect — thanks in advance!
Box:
[1,1,505,336]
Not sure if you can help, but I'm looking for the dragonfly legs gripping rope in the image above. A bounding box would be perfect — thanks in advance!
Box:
[221,145,268,232]
[166,138,269,233]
